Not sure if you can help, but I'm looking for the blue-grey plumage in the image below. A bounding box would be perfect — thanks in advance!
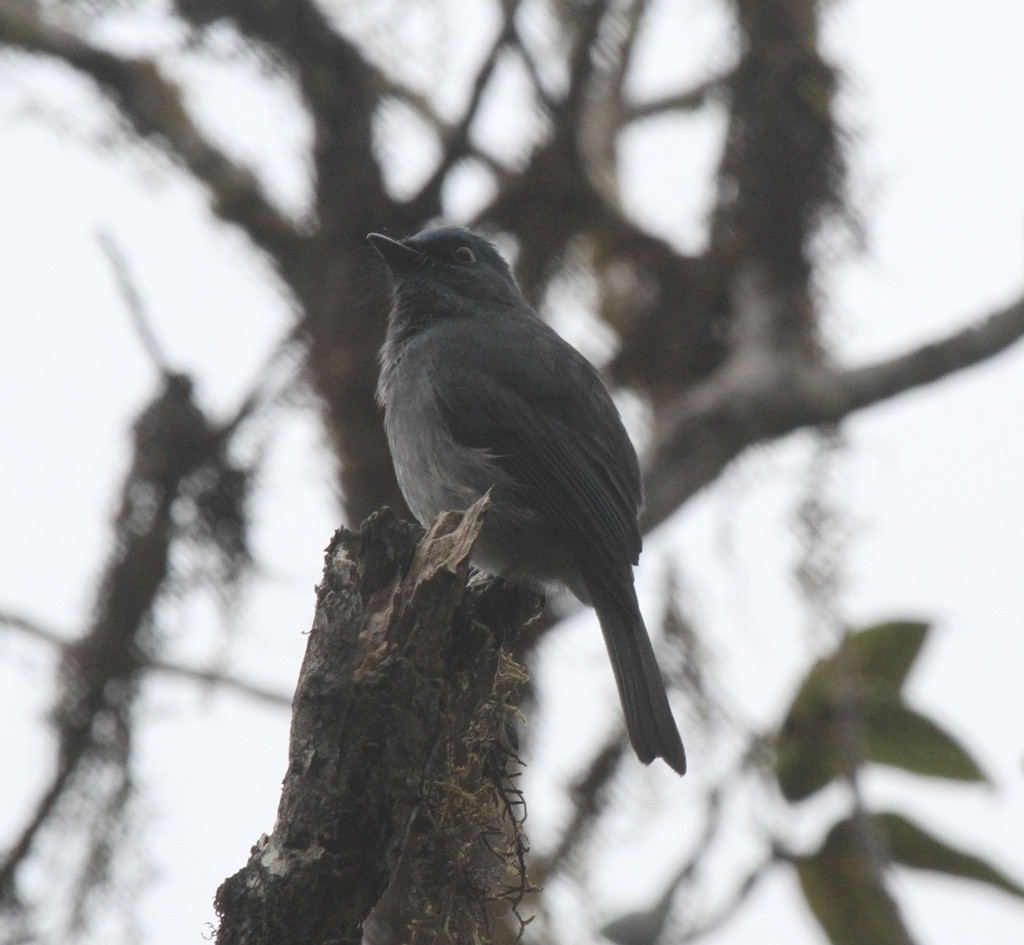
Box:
[370,226,686,775]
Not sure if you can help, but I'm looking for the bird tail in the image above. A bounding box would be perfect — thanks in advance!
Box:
[584,574,687,775]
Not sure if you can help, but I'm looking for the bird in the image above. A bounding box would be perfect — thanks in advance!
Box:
[369,226,686,775]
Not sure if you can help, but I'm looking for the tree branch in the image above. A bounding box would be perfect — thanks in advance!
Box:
[214,499,542,945]
[0,3,301,267]
[0,375,220,910]
[537,736,627,878]
[0,609,292,707]
[173,0,368,124]
[621,75,722,123]
[171,0,416,526]
[676,855,774,943]
[560,0,612,124]
[370,68,511,178]
[406,0,522,218]
[170,0,391,239]
[608,0,652,102]
[97,232,174,376]
[642,291,1024,530]
[833,295,1024,410]
[508,17,558,114]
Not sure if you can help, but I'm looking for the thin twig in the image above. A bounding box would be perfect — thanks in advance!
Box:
[622,75,722,122]
[371,69,451,132]
[666,785,725,889]
[219,321,305,439]
[0,609,292,707]
[676,855,774,942]
[508,20,557,114]
[97,231,173,376]
[408,0,523,215]
[372,68,513,177]
[608,0,652,101]
[0,609,67,646]
[793,432,914,942]
[0,748,80,900]
[0,4,300,265]
[538,735,627,877]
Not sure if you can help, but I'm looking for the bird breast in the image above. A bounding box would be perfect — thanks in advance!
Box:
[383,362,492,527]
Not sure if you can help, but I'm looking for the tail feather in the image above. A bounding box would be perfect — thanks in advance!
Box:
[584,574,686,775]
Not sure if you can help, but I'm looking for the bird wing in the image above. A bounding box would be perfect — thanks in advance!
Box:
[429,316,642,576]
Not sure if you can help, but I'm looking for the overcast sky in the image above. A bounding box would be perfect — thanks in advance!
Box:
[2,2,1023,943]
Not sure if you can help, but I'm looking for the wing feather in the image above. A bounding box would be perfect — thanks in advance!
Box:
[430,316,642,580]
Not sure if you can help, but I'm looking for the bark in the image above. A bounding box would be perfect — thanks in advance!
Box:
[214,497,541,945]
[641,291,1024,529]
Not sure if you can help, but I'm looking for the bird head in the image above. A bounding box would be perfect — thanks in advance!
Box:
[368,227,525,317]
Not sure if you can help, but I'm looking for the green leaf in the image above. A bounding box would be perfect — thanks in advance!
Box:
[796,823,917,945]
[862,700,987,782]
[798,806,1024,945]
[775,619,970,802]
[776,658,844,801]
[601,881,676,945]
[849,621,930,694]
[877,811,1024,899]
[601,905,669,945]
[799,810,1024,945]
[776,727,838,802]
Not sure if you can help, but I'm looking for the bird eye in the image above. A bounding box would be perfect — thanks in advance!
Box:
[453,246,476,264]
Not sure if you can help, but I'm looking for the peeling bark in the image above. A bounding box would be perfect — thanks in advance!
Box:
[214,498,541,945]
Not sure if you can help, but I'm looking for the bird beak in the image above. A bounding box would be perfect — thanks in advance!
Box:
[367,233,421,274]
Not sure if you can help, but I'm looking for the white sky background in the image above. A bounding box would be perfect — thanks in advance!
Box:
[1,1,1023,943]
